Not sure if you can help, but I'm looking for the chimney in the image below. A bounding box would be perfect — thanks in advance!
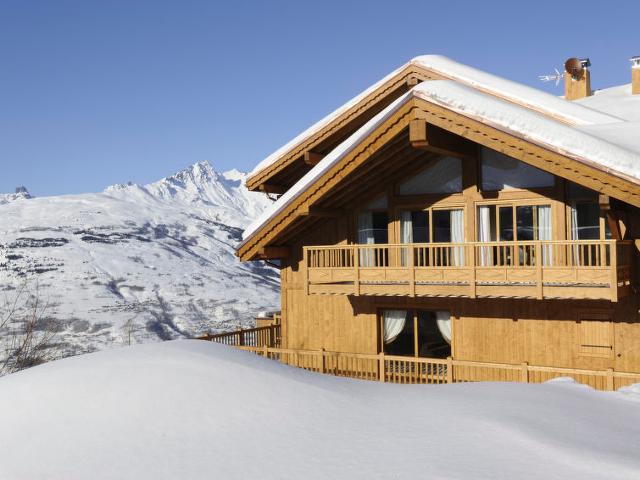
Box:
[564,57,591,100]
[631,56,640,95]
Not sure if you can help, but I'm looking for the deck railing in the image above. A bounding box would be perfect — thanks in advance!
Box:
[304,240,633,301]
[199,324,281,348]
[217,344,640,391]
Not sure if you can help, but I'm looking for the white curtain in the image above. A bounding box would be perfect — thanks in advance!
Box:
[537,205,552,266]
[383,310,407,344]
[400,211,412,266]
[358,212,374,267]
[478,206,492,266]
[450,209,465,266]
[435,311,452,345]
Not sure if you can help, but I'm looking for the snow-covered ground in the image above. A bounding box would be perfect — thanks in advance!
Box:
[0,340,638,480]
[0,162,279,360]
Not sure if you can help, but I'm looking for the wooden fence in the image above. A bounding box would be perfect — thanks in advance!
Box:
[200,331,640,391]
[199,324,281,348]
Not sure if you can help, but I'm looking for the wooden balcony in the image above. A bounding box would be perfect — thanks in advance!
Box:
[304,240,633,302]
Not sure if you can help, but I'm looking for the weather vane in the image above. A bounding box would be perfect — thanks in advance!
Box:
[538,68,562,86]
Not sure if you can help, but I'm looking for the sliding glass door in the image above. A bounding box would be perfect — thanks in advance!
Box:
[381,309,452,358]
[399,208,464,266]
[477,203,553,266]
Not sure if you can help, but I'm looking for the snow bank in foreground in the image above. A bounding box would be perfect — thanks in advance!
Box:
[1,341,639,480]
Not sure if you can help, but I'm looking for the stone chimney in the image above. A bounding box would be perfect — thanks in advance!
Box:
[631,56,640,95]
[564,57,592,100]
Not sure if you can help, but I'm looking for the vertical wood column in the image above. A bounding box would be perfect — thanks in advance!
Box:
[610,242,618,302]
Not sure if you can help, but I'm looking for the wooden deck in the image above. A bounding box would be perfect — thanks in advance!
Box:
[199,328,640,391]
[304,240,632,301]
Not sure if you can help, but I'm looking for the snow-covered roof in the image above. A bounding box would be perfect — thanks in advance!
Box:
[240,73,640,249]
[249,55,624,181]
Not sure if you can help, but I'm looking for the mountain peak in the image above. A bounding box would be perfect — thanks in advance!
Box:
[0,186,33,205]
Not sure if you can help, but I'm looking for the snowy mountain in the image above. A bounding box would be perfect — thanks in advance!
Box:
[0,162,279,360]
[0,186,32,205]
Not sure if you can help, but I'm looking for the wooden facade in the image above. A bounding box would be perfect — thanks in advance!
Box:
[238,64,640,381]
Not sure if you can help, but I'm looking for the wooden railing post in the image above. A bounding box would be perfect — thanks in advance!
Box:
[446,356,453,384]
[606,368,614,391]
[469,244,476,298]
[303,247,309,295]
[378,353,385,382]
[610,241,618,302]
[354,245,360,296]
[320,348,325,374]
[409,245,416,297]
[535,242,543,299]
[237,332,244,346]
[521,362,529,383]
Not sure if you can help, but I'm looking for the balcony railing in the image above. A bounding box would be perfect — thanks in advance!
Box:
[304,240,633,301]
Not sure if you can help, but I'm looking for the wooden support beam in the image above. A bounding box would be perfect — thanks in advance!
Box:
[409,120,476,159]
[406,75,420,87]
[258,246,291,259]
[258,184,287,195]
[303,151,324,166]
[299,206,344,218]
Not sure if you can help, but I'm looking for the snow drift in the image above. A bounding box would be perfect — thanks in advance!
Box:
[0,340,638,480]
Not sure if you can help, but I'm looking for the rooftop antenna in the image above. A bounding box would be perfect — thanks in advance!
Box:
[538,68,562,86]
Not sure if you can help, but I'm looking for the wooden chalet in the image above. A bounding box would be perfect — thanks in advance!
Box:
[226,55,640,390]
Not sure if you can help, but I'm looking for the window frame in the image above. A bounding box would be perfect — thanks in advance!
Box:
[475,199,555,242]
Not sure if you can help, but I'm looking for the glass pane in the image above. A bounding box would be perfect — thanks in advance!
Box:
[371,211,389,244]
[567,181,597,200]
[416,311,452,358]
[412,211,429,243]
[499,206,514,241]
[432,210,451,242]
[398,156,462,195]
[516,206,534,240]
[383,310,414,357]
[573,203,600,240]
[365,194,388,210]
[481,147,554,190]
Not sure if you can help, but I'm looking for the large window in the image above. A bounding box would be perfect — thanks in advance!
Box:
[477,204,552,243]
[481,147,554,191]
[398,156,462,195]
[399,208,464,266]
[381,309,451,358]
[399,208,464,244]
[477,203,552,266]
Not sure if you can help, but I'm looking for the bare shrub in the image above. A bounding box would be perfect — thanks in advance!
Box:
[0,282,58,375]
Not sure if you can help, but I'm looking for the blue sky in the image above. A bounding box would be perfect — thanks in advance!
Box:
[1,0,639,196]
